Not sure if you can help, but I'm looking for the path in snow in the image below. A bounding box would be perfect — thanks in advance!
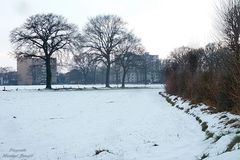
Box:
[0,88,206,160]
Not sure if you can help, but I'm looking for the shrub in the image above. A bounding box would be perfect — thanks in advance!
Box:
[164,44,240,114]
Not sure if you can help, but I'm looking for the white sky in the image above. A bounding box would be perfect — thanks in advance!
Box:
[0,0,218,70]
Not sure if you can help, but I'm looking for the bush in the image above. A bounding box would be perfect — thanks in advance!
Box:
[164,44,240,114]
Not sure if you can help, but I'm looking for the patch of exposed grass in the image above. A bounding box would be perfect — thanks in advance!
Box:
[205,130,214,140]
[190,113,196,117]
[200,108,209,113]
[231,122,240,128]
[173,97,178,101]
[201,122,208,132]
[166,97,176,106]
[185,108,190,114]
[158,92,176,106]
[190,105,198,110]
[182,100,187,104]
[158,92,167,98]
[225,119,238,125]
[198,153,209,160]
[213,135,222,143]
[196,116,202,124]
[176,105,184,110]
[94,149,112,156]
[208,109,218,114]
[226,135,240,152]
[219,115,228,120]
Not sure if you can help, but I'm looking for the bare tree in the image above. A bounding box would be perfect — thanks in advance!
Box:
[73,52,96,84]
[115,33,144,88]
[217,0,240,112]
[10,13,80,89]
[217,0,240,60]
[82,15,127,87]
[0,67,12,74]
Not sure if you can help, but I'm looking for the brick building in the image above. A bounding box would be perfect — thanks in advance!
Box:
[17,57,57,85]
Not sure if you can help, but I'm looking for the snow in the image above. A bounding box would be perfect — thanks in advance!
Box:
[0,85,239,159]
[164,94,240,160]
[207,150,240,160]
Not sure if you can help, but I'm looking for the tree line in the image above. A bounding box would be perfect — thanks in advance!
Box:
[164,0,240,114]
[10,14,162,89]
[58,54,165,85]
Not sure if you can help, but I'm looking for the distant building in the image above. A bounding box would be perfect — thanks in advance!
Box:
[0,77,2,85]
[110,52,162,84]
[125,52,160,84]
[0,71,17,85]
[143,52,160,83]
[17,57,57,85]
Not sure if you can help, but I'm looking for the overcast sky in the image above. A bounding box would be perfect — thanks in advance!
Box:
[0,0,218,70]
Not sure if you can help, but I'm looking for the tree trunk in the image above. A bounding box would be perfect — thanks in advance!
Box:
[105,58,111,88]
[93,66,96,84]
[144,66,147,85]
[83,72,87,85]
[45,57,52,89]
[121,69,127,88]
[116,71,119,85]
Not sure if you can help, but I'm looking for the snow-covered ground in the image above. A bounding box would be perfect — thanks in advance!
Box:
[0,85,239,160]
[160,93,240,160]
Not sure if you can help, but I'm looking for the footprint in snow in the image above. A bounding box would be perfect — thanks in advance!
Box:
[106,101,114,103]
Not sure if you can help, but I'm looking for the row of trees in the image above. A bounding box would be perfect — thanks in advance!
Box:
[164,0,240,114]
[59,54,164,85]
[10,14,146,89]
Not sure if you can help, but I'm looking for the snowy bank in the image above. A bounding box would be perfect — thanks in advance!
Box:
[159,92,240,160]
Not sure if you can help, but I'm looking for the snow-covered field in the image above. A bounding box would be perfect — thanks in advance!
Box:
[0,85,239,160]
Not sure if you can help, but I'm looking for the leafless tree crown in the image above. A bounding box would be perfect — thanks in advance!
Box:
[10,13,80,59]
